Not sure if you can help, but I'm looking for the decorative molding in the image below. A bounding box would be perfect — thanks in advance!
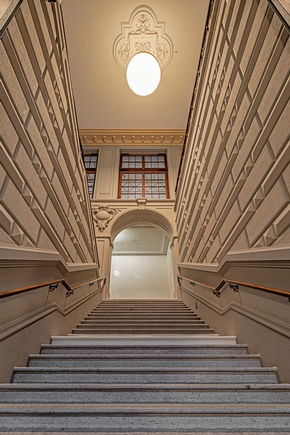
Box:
[181,286,290,339]
[92,205,121,232]
[80,129,185,146]
[113,5,173,70]
[175,0,290,264]
[0,288,102,342]
[179,246,290,274]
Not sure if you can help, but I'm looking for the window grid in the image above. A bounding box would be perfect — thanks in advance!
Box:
[119,154,169,199]
[83,154,98,199]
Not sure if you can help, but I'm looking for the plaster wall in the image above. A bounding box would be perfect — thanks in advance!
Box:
[83,143,182,298]
[0,0,98,293]
[110,254,174,299]
[0,282,103,382]
[84,144,182,201]
[180,280,290,382]
[176,0,290,381]
[0,0,100,380]
[176,0,290,268]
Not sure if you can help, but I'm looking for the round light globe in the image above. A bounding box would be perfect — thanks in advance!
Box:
[126,52,161,96]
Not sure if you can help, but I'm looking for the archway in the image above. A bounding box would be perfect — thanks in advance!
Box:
[109,209,178,299]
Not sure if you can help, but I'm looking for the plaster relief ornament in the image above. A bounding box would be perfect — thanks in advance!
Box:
[92,206,121,232]
[113,5,173,71]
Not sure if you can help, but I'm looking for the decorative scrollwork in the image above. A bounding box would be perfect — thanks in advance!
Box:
[113,5,173,70]
[92,206,121,232]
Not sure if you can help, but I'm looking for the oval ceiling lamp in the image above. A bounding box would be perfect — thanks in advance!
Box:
[126,52,161,96]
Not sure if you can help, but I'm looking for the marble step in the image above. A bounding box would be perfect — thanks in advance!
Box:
[40,344,249,355]
[12,367,278,384]
[51,335,237,346]
[1,383,290,404]
[85,313,201,322]
[27,354,262,369]
[71,328,215,334]
[81,319,206,324]
[0,404,289,432]
[90,308,195,312]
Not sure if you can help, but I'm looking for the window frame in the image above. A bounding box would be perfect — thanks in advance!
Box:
[83,153,98,199]
[118,153,169,199]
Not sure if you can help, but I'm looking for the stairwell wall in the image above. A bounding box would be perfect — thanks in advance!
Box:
[0,0,100,381]
[176,0,290,380]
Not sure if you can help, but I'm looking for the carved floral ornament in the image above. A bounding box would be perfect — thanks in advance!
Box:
[113,5,173,71]
[92,206,121,232]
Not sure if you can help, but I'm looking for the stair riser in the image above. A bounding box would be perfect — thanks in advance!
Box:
[72,329,214,334]
[76,325,210,329]
[90,310,195,313]
[1,390,289,404]
[86,315,200,319]
[1,414,289,432]
[27,358,262,369]
[40,346,249,355]
[12,372,278,384]
[81,321,205,324]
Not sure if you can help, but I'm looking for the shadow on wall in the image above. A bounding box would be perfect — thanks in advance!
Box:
[109,225,174,299]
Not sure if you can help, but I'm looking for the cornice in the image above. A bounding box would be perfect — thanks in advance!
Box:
[79,129,185,146]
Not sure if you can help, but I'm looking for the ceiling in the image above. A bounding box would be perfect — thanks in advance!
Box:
[61,0,209,130]
[112,225,169,255]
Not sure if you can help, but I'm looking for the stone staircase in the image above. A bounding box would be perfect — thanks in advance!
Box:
[0,299,289,433]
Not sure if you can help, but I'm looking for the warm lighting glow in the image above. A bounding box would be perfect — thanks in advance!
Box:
[126,52,161,96]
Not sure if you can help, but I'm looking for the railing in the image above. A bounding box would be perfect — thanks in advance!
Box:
[178,275,290,298]
[0,277,107,299]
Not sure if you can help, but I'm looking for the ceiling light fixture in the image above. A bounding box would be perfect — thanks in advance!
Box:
[126,52,161,96]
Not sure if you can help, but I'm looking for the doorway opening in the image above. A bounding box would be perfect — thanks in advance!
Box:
[109,224,174,299]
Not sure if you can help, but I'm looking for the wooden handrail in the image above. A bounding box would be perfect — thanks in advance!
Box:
[177,275,290,298]
[0,277,107,299]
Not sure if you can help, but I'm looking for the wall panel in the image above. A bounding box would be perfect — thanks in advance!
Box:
[176,0,290,265]
[0,0,98,292]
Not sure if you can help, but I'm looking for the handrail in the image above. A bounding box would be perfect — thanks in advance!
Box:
[177,275,290,298]
[0,277,107,299]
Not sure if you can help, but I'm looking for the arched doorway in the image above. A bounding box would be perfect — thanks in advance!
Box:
[107,208,179,299]
[110,223,174,299]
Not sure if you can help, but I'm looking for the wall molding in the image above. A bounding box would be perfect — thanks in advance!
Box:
[181,285,290,339]
[80,129,185,146]
[0,245,98,273]
[179,246,290,275]
[0,288,102,342]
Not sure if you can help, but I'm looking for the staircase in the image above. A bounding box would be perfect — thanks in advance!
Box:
[0,299,289,433]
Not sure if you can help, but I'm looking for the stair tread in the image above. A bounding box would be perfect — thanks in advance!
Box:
[2,382,290,390]
[1,403,290,413]
[30,354,259,359]
[14,367,277,372]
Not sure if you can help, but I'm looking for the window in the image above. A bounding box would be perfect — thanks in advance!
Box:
[83,154,98,199]
[119,154,169,199]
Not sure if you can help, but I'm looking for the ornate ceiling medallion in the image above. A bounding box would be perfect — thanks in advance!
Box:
[113,5,173,71]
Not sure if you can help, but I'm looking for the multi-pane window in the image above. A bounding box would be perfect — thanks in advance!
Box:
[119,154,169,199]
[83,154,98,199]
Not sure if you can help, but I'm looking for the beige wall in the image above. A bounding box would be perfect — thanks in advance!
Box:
[180,278,290,382]
[83,144,182,201]
[0,0,98,293]
[176,0,290,266]
[82,143,182,297]
[176,0,290,380]
[110,254,174,299]
[0,0,101,380]
[0,282,103,382]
